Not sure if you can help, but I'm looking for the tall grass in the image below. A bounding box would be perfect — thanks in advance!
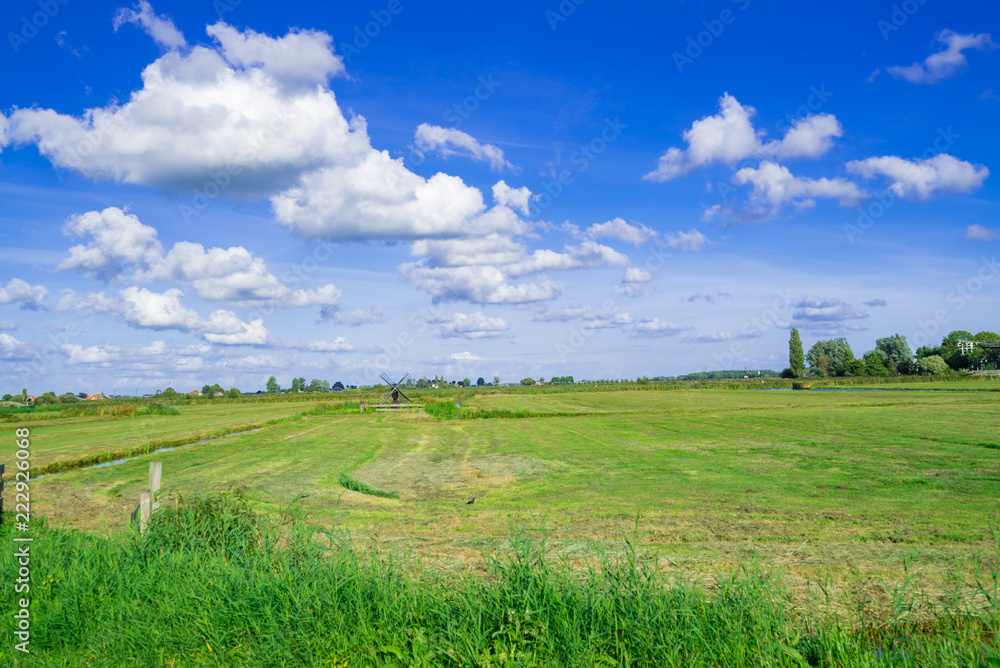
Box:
[1,497,997,667]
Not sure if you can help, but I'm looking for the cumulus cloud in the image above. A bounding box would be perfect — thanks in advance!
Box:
[294,338,353,352]
[113,1,186,49]
[887,30,997,84]
[438,312,510,339]
[718,161,865,221]
[0,333,35,362]
[0,321,17,330]
[58,207,343,310]
[8,23,358,194]
[492,181,535,215]
[449,351,482,361]
[663,229,710,251]
[846,153,989,200]
[622,267,652,283]
[414,124,514,172]
[863,298,888,307]
[790,296,869,331]
[57,286,272,345]
[586,218,656,246]
[631,317,690,337]
[965,224,1000,242]
[400,265,562,304]
[643,93,842,181]
[0,279,48,310]
[206,22,346,87]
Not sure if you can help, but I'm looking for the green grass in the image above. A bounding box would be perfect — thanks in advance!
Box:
[1,496,996,667]
[339,472,400,499]
[6,382,1000,664]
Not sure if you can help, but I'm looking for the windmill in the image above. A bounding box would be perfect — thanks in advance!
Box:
[378,372,412,405]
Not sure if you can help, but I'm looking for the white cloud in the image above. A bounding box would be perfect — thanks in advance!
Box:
[449,351,482,361]
[294,338,353,352]
[492,181,535,215]
[622,267,652,283]
[728,161,865,220]
[631,318,689,337]
[400,264,562,304]
[113,1,187,49]
[206,22,346,88]
[532,306,596,321]
[58,207,343,310]
[663,229,710,252]
[503,242,630,277]
[586,218,656,246]
[887,30,997,84]
[583,313,634,329]
[0,321,17,330]
[0,333,35,362]
[61,343,120,365]
[8,24,361,194]
[414,124,514,172]
[0,279,48,310]
[791,296,869,331]
[643,94,842,181]
[57,286,272,345]
[965,224,1000,242]
[439,312,510,339]
[846,153,989,200]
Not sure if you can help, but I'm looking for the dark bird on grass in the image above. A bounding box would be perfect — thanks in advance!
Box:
[466,497,475,504]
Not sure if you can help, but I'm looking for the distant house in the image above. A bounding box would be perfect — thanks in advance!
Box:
[25,395,37,403]
[188,389,202,396]
[85,393,105,401]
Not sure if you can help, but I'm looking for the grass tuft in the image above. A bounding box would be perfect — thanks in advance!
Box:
[338,472,400,499]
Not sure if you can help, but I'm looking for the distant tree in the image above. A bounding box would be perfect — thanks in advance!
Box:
[76,392,87,399]
[538,377,546,384]
[202,384,212,397]
[2,394,11,401]
[974,331,1000,369]
[788,328,805,378]
[211,383,223,396]
[332,381,344,390]
[550,376,575,385]
[493,375,500,386]
[806,338,854,376]
[918,355,950,376]
[875,334,914,374]
[289,377,306,392]
[58,392,80,403]
[266,376,279,393]
[459,378,470,387]
[520,377,536,386]
[863,351,889,376]
[476,377,485,386]
[162,387,178,397]
[938,330,975,370]
[780,368,795,379]
[848,357,867,377]
[227,387,242,399]
[309,378,329,392]
[417,377,430,389]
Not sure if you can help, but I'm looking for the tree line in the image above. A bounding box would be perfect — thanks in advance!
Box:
[786,329,1000,378]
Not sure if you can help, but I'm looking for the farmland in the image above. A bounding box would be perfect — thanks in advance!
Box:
[2,381,999,665]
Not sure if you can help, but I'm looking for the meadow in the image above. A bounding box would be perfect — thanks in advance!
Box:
[1,380,998,665]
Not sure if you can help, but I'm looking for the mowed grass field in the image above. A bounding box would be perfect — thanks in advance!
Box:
[16,385,1000,599]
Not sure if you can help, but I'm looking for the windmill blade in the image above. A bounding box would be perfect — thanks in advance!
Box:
[395,386,412,403]
[379,371,394,385]
[397,373,411,386]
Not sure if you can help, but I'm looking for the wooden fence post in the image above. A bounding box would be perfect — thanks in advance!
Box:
[138,491,151,535]
[148,461,162,511]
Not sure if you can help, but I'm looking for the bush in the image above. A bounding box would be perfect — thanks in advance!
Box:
[791,382,811,390]
[918,355,951,376]
[780,368,796,379]
[58,392,81,403]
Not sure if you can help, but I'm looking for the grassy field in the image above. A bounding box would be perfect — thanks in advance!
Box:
[2,383,999,664]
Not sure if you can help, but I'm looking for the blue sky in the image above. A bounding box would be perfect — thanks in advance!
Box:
[1,0,997,394]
